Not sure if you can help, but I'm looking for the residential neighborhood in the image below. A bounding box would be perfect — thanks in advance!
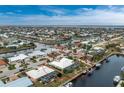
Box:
[1,5,124,87]
[0,25,124,87]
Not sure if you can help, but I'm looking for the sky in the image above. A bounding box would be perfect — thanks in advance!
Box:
[0,5,124,25]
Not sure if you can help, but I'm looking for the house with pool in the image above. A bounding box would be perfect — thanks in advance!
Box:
[26,65,58,83]
[49,57,79,73]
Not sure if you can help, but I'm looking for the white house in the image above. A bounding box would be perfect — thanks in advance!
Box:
[92,47,105,54]
[81,41,90,45]
[26,66,56,82]
[28,51,46,57]
[6,44,19,48]
[49,57,78,72]
[93,47,104,51]
[8,54,28,63]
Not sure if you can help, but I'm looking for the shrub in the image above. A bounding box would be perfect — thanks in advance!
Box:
[121,82,124,87]
[8,64,16,70]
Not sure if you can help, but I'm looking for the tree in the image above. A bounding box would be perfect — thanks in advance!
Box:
[73,49,77,53]
[121,82,124,87]
[68,56,73,60]
[8,64,16,70]
[87,44,92,50]
[115,47,121,52]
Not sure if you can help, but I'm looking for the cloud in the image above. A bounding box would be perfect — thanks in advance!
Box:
[1,6,124,25]
[0,11,15,15]
[5,12,15,15]
[39,6,67,15]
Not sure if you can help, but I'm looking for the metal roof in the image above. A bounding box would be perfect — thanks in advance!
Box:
[8,54,28,62]
[4,77,33,87]
[28,50,46,57]
[0,81,5,87]
[49,57,74,69]
[26,66,55,79]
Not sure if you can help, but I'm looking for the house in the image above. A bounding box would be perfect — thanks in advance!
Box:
[49,57,78,73]
[8,54,28,63]
[45,48,59,54]
[81,41,90,45]
[0,59,7,69]
[0,77,33,87]
[6,44,19,49]
[26,66,57,82]
[0,41,4,46]
[120,47,124,51]
[0,81,5,87]
[92,47,105,54]
[28,51,46,57]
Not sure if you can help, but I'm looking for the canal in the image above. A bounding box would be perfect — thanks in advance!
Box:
[72,54,124,87]
[0,42,53,58]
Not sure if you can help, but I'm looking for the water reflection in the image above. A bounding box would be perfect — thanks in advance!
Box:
[72,55,124,87]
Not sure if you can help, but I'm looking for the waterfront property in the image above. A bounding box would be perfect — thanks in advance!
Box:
[72,54,124,87]
[92,47,105,55]
[0,77,33,87]
[0,24,124,87]
[49,57,78,73]
[26,65,57,82]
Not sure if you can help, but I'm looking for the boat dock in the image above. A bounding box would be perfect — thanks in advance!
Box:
[59,52,124,87]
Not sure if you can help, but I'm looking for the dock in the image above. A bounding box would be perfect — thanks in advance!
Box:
[59,69,88,87]
[59,52,124,87]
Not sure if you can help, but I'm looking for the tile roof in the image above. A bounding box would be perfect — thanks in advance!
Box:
[0,60,7,66]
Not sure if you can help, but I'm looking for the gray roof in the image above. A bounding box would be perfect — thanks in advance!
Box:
[0,77,33,87]
[0,81,5,87]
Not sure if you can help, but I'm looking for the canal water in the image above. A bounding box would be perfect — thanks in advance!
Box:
[0,43,53,58]
[72,55,124,87]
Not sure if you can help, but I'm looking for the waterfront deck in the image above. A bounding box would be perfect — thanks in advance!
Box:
[59,52,124,87]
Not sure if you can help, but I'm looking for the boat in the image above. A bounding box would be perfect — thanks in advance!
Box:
[88,69,94,76]
[95,63,101,69]
[82,70,87,75]
[113,76,121,85]
[106,59,110,63]
[64,82,73,87]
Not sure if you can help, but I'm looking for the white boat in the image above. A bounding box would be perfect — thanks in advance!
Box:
[113,76,121,83]
[64,82,73,87]
[95,63,101,69]
[88,69,94,76]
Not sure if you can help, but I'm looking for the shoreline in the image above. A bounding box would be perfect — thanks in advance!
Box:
[0,46,36,54]
[59,52,124,87]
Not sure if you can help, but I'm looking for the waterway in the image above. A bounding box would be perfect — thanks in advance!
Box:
[0,42,54,58]
[72,54,124,87]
